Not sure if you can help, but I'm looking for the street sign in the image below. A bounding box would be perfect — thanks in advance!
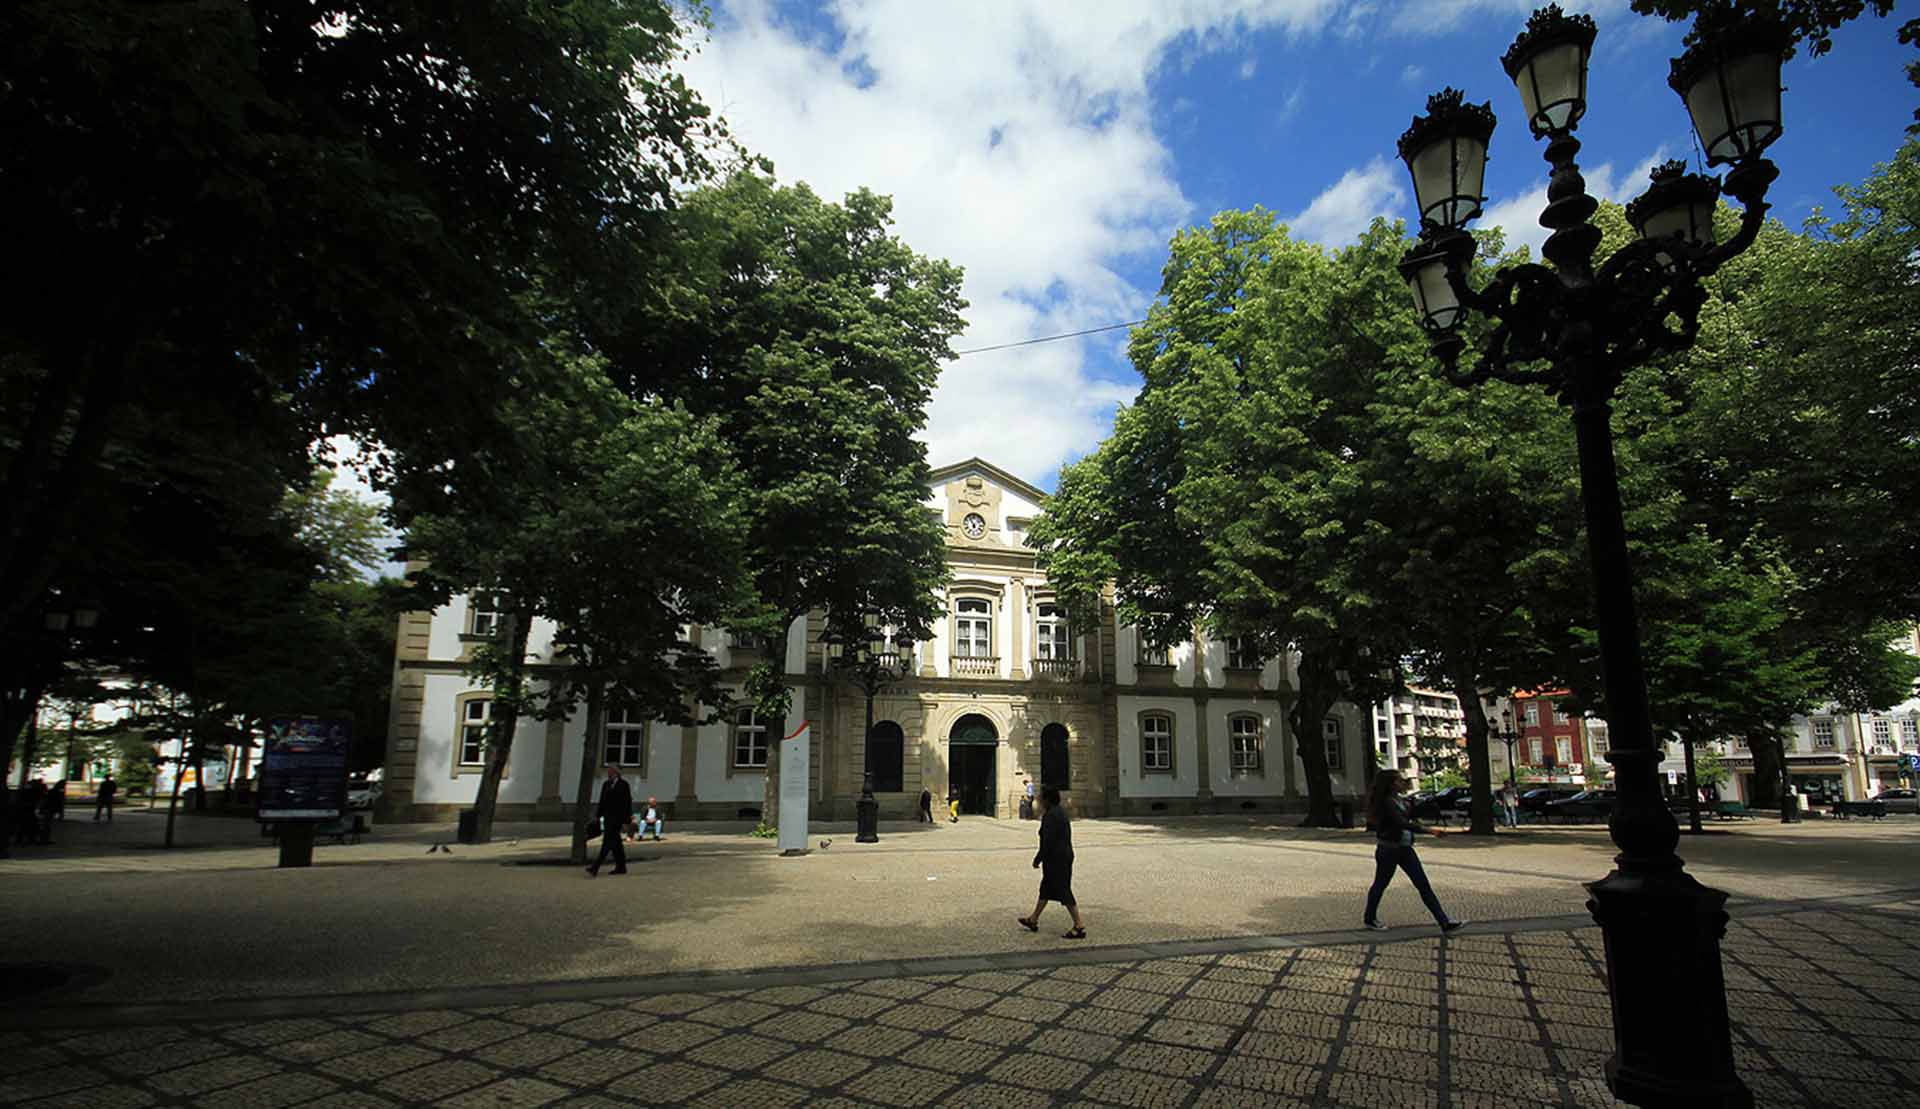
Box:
[257,716,352,822]
[776,721,811,856]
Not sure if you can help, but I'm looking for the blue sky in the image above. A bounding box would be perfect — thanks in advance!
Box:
[682,0,1918,491]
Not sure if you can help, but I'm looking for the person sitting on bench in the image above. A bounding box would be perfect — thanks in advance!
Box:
[638,797,665,841]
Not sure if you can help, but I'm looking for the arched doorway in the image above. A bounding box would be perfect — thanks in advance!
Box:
[949,713,999,815]
[870,721,905,793]
[1041,722,1070,792]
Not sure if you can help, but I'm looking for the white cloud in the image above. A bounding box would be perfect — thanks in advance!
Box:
[678,0,1343,487]
[1285,157,1408,247]
[1240,57,1260,79]
[1400,63,1423,84]
[1480,147,1670,256]
[1386,0,1630,37]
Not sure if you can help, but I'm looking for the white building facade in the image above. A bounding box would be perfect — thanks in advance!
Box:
[380,459,1371,823]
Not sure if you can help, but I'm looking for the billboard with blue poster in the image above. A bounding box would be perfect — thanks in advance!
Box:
[257,716,352,822]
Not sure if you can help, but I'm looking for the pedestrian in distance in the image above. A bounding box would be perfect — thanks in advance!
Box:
[1018,786,1085,939]
[947,782,961,823]
[36,781,60,844]
[918,788,934,823]
[1364,769,1467,934]
[1500,782,1520,828]
[586,766,633,877]
[638,797,664,841]
[95,774,117,823]
[50,779,68,822]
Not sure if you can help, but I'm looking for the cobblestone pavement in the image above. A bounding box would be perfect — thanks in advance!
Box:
[7,899,1918,1109]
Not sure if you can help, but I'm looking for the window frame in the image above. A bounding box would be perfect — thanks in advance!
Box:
[1552,708,1571,725]
[732,707,771,770]
[603,707,648,771]
[1812,718,1835,749]
[1225,636,1262,671]
[1556,736,1573,765]
[466,593,505,639]
[1034,603,1072,661]
[1228,713,1264,775]
[1524,703,1540,726]
[869,720,906,793]
[1322,716,1345,771]
[1902,718,1918,746]
[1137,637,1174,668]
[454,693,494,775]
[1140,712,1175,774]
[954,597,994,659]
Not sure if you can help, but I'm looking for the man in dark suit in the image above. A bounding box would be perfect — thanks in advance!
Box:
[587,766,633,877]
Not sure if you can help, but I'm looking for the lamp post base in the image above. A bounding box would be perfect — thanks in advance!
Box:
[855,795,879,843]
[1586,867,1751,1109]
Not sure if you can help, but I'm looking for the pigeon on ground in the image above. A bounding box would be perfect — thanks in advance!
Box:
[819,838,832,850]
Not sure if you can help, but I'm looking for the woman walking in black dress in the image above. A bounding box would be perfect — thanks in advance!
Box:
[1017,786,1086,939]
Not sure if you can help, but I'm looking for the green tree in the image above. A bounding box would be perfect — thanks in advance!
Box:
[0,1,726,795]
[629,173,966,825]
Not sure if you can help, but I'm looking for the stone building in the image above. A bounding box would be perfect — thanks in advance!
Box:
[379,458,1370,824]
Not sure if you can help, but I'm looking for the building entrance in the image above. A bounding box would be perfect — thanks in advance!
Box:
[949,713,999,816]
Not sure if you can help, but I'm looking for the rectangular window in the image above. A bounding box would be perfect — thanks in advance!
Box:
[1376,718,1389,737]
[1529,739,1544,764]
[1903,719,1918,746]
[1556,737,1573,765]
[1813,719,1835,749]
[1524,703,1540,726]
[1141,715,1173,772]
[468,594,504,638]
[1226,637,1262,670]
[604,708,647,770]
[733,709,770,769]
[1870,719,1890,749]
[1138,641,1173,667]
[1035,604,1072,660]
[1323,718,1344,771]
[956,599,993,658]
[1552,709,1570,725]
[1229,716,1262,773]
[459,699,492,766]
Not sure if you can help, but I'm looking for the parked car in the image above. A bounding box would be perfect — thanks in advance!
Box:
[1868,787,1918,814]
[1430,787,1474,811]
[1518,787,1581,813]
[347,770,384,811]
[1545,789,1616,820]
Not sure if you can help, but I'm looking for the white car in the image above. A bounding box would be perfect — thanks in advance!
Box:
[347,771,384,810]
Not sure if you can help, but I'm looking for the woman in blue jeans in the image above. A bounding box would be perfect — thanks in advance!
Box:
[1364,770,1467,934]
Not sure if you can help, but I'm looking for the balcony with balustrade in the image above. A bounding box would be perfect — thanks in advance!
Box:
[950,655,1000,678]
[1030,656,1079,681]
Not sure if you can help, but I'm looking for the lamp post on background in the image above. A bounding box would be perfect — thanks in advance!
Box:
[1393,6,1786,1105]
[1497,708,1521,795]
[828,614,910,844]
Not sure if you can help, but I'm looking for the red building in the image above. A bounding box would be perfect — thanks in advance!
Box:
[1510,689,1589,783]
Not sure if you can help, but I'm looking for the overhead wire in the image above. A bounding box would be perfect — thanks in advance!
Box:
[951,319,1147,357]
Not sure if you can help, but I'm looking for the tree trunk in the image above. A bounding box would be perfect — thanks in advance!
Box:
[1447,662,1497,836]
[1747,734,1781,807]
[1683,739,1704,834]
[471,610,535,844]
[1289,649,1340,827]
[571,678,606,864]
[0,698,39,860]
[192,749,208,811]
[164,745,186,848]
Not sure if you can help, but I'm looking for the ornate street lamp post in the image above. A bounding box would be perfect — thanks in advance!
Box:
[1497,708,1521,795]
[829,615,910,844]
[1393,7,1786,1106]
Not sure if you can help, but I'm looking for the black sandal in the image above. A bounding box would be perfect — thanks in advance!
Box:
[1017,916,1039,932]
[1062,927,1086,940]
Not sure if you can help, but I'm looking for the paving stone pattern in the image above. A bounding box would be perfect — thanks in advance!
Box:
[5,906,1918,1109]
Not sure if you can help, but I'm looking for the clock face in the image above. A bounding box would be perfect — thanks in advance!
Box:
[962,513,987,539]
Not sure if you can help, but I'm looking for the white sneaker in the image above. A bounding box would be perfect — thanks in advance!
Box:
[1363,920,1389,931]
